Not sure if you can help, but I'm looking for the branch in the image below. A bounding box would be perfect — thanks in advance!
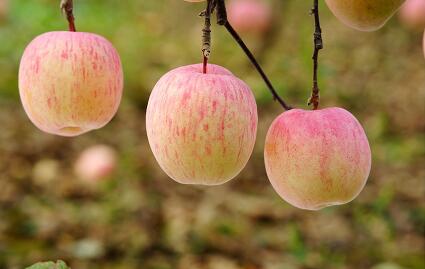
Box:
[215,0,292,111]
[225,22,292,110]
[308,0,323,110]
[199,0,216,74]
[60,0,76,32]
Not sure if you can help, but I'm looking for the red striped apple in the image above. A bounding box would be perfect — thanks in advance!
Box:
[74,145,117,182]
[325,0,405,31]
[227,0,272,35]
[19,31,123,137]
[264,108,371,210]
[146,64,258,185]
[399,0,425,29]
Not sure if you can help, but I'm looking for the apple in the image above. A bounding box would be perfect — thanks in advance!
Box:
[264,108,371,210]
[146,64,258,185]
[19,31,123,137]
[0,0,8,20]
[325,0,405,31]
[74,145,117,182]
[227,0,272,35]
[399,0,425,29]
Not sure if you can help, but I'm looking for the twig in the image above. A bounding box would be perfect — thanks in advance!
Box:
[60,0,76,32]
[225,23,292,110]
[215,0,292,110]
[308,0,323,110]
[200,0,216,74]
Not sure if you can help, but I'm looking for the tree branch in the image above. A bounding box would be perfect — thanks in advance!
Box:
[60,0,76,32]
[308,0,323,110]
[215,0,292,111]
[200,0,216,74]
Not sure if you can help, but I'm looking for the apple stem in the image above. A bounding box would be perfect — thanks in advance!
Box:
[215,0,292,111]
[200,0,215,74]
[203,56,208,74]
[60,0,76,32]
[308,0,323,110]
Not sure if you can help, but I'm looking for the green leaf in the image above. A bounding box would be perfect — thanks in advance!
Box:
[25,260,70,269]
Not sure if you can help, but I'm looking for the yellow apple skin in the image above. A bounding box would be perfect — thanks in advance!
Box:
[264,108,371,210]
[146,64,258,186]
[325,0,405,31]
[19,31,123,137]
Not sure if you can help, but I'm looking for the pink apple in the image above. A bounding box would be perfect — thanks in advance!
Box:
[19,31,123,137]
[227,0,272,34]
[0,0,9,20]
[146,64,258,185]
[264,108,371,210]
[399,0,425,29]
[74,145,117,182]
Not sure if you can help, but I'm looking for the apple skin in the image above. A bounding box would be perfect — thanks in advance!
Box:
[0,0,9,20]
[264,108,371,210]
[19,31,123,137]
[325,0,405,31]
[146,64,258,185]
[227,0,272,35]
[399,0,425,29]
[74,145,117,182]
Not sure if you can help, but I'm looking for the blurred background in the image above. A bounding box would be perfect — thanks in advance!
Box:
[0,0,424,268]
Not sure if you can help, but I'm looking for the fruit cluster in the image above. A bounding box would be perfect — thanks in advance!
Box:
[18,0,423,210]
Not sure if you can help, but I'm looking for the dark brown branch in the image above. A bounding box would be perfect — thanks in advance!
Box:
[60,0,76,32]
[216,0,227,26]
[224,22,292,110]
[214,0,291,110]
[308,0,323,110]
[200,0,216,74]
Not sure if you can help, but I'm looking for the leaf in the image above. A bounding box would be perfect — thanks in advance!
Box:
[25,260,70,269]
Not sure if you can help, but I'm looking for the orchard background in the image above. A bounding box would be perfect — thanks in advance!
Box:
[0,0,424,268]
